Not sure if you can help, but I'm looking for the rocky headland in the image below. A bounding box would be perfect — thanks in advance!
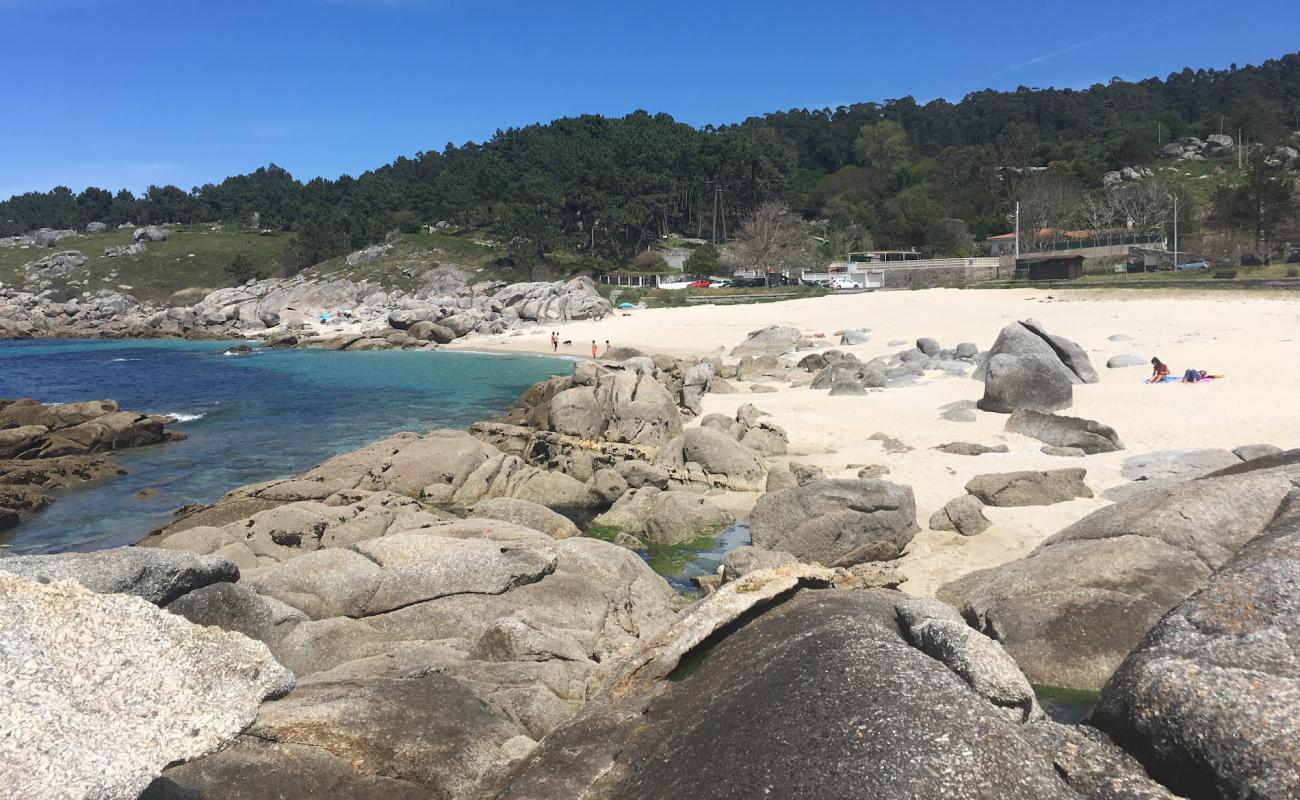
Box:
[1,237,613,346]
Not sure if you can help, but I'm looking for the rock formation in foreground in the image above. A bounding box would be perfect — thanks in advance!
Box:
[0,571,292,800]
[1090,488,1300,800]
[491,571,1179,800]
[941,451,1300,689]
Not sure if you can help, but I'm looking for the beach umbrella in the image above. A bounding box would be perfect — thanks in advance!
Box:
[618,302,635,309]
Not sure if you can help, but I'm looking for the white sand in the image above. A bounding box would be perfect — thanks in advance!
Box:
[451,288,1300,595]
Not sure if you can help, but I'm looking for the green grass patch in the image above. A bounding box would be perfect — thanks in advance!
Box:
[307,230,498,292]
[0,225,292,304]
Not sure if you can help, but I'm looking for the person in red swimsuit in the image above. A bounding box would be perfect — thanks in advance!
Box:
[1149,357,1170,383]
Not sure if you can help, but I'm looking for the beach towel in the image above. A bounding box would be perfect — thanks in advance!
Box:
[1145,375,1223,384]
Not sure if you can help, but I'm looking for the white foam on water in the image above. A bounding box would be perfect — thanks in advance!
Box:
[164,412,206,423]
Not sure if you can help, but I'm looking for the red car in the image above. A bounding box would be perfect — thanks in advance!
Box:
[687,280,712,288]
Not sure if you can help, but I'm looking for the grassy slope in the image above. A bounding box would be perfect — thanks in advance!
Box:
[304,230,498,293]
[0,225,292,304]
[0,227,498,304]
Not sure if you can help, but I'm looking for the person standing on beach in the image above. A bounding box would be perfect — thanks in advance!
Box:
[551,332,558,352]
[591,340,598,359]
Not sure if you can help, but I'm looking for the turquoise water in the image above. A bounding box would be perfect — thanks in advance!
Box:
[1,339,571,554]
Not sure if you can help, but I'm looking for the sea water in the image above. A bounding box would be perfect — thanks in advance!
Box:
[0,339,570,553]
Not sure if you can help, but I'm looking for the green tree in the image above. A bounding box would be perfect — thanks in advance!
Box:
[684,243,722,275]
[1212,158,1297,248]
[631,250,668,272]
[924,218,973,257]
[225,253,265,284]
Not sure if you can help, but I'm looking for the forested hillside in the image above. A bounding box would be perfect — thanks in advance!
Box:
[4,52,1299,274]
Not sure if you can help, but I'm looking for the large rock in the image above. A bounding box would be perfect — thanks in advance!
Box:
[1020,319,1099,383]
[0,547,238,606]
[0,573,292,800]
[1090,492,1300,800]
[965,468,1091,506]
[941,458,1300,688]
[548,367,681,446]
[730,325,801,357]
[750,479,919,566]
[979,353,1074,413]
[680,426,766,485]
[133,225,169,243]
[1005,409,1124,454]
[979,321,1082,385]
[592,487,732,546]
[494,589,1101,800]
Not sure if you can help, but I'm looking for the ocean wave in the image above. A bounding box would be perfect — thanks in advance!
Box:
[110,357,142,362]
[163,412,206,423]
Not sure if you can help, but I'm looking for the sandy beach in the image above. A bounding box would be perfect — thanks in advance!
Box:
[451,287,1300,594]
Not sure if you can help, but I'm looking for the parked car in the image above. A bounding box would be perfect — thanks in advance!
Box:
[686,280,712,288]
[1174,260,1211,271]
[1285,248,1300,264]
[829,277,858,289]
[708,280,731,288]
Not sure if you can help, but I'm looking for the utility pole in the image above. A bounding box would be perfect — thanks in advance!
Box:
[1238,128,1243,170]
[712,183,722,245]
[1171,193,1178,270]
[1014,201,1021,261]
[718,187,727,244]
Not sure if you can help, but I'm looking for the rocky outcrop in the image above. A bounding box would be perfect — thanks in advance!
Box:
[2,266,611,343]
[1090,491,1300,800]
[548,365,681,447]
[941,455,1300,689]
[750,478,919,566]
[143,513,676,799]
[0,398,184,530]
[492,583,1174,800]
[1,573,292,800]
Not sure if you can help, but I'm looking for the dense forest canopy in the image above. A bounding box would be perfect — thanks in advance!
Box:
[4,53,1299,271]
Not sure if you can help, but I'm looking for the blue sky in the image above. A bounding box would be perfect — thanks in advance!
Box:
[2,0,1298,199]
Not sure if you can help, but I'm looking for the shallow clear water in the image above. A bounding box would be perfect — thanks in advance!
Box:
[1,339,571,553]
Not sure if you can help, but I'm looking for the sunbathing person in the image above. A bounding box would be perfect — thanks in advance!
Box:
[1149,357,1171,383]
